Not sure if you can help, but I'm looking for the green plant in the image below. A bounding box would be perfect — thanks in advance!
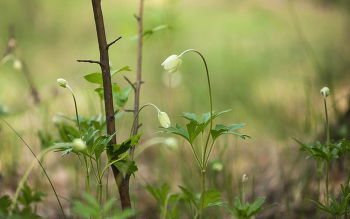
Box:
[159,49,252,219]
[72,193,135,219]
[143,183,180,219]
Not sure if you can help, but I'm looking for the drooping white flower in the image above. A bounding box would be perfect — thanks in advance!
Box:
[57,78,68,88]
[158,111,171,128]
[320,87,330,98]
[242,174,248,183]
[161,55,182,74]
[72,138,86,151]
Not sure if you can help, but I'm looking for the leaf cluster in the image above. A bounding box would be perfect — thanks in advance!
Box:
[72,193,134,219]
[143,183,181,218]
[84,66,133,107]
[224,197,276,219]
[178,186,225,218]
[0,183,46,219]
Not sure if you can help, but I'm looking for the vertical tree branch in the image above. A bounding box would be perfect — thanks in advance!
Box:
[125,0,144,184]
[90,0,131,210]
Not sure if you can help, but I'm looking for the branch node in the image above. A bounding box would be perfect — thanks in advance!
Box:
[133,14,140,20]
[137,123,143,130]
[124,109,135,113]
[77,59,101,65]
[107,36,122,49]
[124,76,136,91]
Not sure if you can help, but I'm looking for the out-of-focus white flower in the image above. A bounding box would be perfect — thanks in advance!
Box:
[212,162,223,172]
[242,174,248,183]
[158,111,171,128]
[72,138,86,151]
[164,137,178,150]
[13,59,22,71]
[320,87,330,98]
[52,115,61,125]
[161,55,182,74]
[57,78,68,88]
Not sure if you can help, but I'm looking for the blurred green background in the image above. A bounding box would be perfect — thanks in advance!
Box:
[0,0,350,218]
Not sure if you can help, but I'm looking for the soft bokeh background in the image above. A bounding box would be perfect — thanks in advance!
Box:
[1,0,350,218]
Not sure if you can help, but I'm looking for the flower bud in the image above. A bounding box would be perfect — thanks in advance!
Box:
[242,174,248,183]
[57,78,68,88]
[13,59,22,71]
[164,137,178,150]
[212,162,223,172]
[161,55,182,74]
[320,87,330,98]
[72,138,86,151]
[158,111,171,128]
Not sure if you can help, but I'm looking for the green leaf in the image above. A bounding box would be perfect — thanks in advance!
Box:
[108,134,142,160]
[84,73,103,85]
[182,112,200,124]
[116,86,133,107]
[131,25,172,40]
[178,186,198,210]
[202,189,222,209]
[158,124,190,142]
[0,195,11,212]
[111,66,132,77]
[213,109,232,119]
[112,83,121,99]
[167,194,180,204]
[210,123,249,141]
[113,160,138,175]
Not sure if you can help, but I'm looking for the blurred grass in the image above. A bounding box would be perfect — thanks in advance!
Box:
[0,0,349,218]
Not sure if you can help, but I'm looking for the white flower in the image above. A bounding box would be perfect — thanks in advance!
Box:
[212,162,223,172]
[158,111,171,128]
[57,78,68,88]
[164,137,178,150]
[161,55,182,74]
[72,138,86,151]
[242,174,248,183]
[13,59,22,71]
[320,87,330,98]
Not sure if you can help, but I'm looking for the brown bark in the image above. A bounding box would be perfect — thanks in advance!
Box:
[89,0,131,210]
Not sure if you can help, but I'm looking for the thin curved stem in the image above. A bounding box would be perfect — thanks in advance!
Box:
[8,145,62,217]
[199,170,206,219]
[129,103,160,138]
[179,49,213,162]
[100,154,128,179]
[67,85,82,138]
[0,117,66,219]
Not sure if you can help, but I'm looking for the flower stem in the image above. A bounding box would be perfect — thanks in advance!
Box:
[199,169,206,219]
[323,96,330,219]
[129,103,160,138]
[67,85,82,138]
[8,145,63,217]
[179,49,213,156]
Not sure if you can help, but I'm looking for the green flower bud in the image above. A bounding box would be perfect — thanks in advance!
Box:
[72,138,86,151]
[320,87,330,98]
[161,55,182,74]
[158,111,171,128]
[57,78,68,88]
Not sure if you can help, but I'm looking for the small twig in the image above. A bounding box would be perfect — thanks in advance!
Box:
[107,36,122,49]
[77,59,101,65]
[124,109,135,113]
[124,76,136,90]
[133,14,139,20]
[137,123,142,130]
